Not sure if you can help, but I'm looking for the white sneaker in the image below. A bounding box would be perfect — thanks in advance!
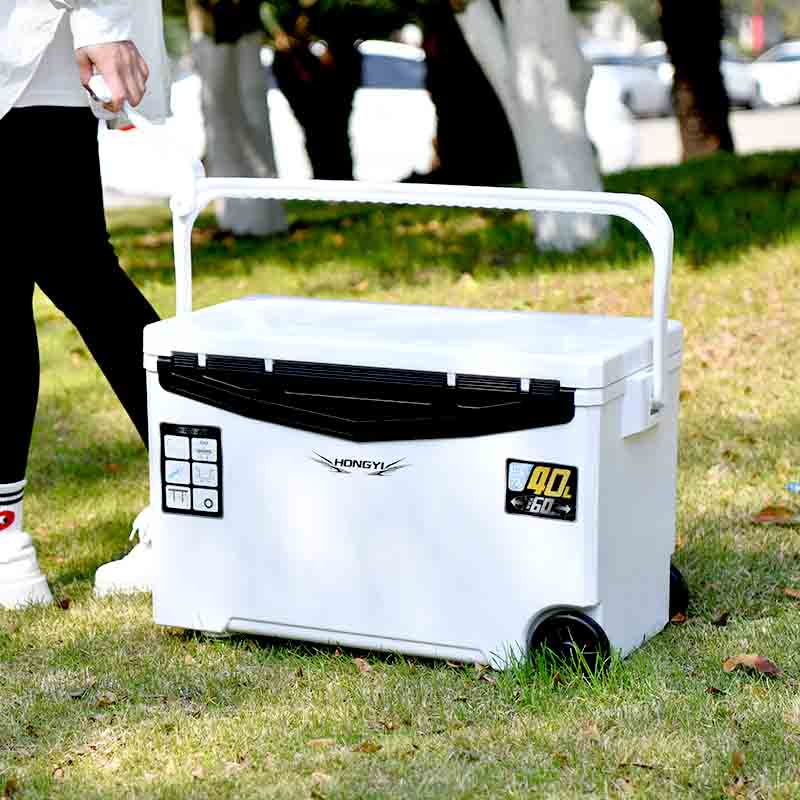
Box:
[0,531,53,609]
[94,507,154,597]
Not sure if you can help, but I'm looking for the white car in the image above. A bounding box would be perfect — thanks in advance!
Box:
[99,40,638,199]
[751,40,800,107]
[639,40,758,109]
[586,52,671,117]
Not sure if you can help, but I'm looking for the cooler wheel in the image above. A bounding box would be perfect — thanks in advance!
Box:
[527,609,610,673]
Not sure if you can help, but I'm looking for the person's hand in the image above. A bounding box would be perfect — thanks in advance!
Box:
[76,41,149,112]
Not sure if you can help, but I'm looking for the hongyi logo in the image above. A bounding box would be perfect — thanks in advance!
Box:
[311,453,409,476]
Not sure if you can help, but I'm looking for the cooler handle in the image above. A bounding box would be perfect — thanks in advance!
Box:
[90,78,674,413]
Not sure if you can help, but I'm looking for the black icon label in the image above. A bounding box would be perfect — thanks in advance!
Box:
[505,459,577,522]
[161,423,223,518]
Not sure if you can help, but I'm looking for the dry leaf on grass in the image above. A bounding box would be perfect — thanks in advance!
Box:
[352,740,381,754]
[712,611,730,627]
[722,654,783,677]
[751,505,800,525]
[223,758,250,777]
[191,766,205,779]
[707,463,732,484]
[581,721,601,740]
[96,692,117,708]
[311,772,332,787]
[670,611,688,625]
[68,675,97,700]
[308,738,336,750]
[706,686,724,695]
[56,597,72,610]
[730,751,746,774]
[2,778,19,799]
[783,587,800,600]
[724,777,749,798]
[613,777,635,794]
[353,657,371,674]
[52,767,65,780]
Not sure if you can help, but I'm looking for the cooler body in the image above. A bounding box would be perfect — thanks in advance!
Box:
[144,296,682,666]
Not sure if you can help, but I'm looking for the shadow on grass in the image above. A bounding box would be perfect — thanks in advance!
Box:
[675,490,800,623]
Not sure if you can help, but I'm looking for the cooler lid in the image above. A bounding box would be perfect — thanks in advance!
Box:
[143,295,683,389]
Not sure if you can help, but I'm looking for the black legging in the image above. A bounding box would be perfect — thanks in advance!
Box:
[2,107,159,484]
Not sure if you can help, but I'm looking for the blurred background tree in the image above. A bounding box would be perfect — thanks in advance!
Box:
[159,0,738,241]
[454,0,607,250]
[660,0,734,159]
[186,0,287,235]
[161,0,600,188]
[615,0,659,40]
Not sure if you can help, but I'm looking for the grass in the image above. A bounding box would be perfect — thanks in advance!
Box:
[3,148,800,798]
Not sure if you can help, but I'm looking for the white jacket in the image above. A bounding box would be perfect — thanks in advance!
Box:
[0,0,169,121]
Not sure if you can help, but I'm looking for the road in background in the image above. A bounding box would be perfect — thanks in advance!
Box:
[104,106,800,208]
[636,106,800,167]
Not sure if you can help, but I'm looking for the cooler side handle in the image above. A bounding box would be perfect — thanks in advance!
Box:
[181,179,674,413]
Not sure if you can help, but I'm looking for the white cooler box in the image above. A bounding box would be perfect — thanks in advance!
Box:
[143,179,684,669]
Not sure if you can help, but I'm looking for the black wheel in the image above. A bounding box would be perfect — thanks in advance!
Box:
[669,563,689,619]
[527,609,610,673]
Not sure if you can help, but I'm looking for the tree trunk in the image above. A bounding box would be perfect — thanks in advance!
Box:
[272,23,360,180]
[189,2,287,236]
[660,0,734,160]
[419,2,521,185]
[456,0,607,252]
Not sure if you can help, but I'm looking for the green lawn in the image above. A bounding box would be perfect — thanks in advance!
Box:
[3,150,800,798]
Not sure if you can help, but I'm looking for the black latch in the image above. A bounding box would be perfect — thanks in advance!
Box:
[455,374,520,393]
[171,352,198,369]
[529,378,561,397]
[206,355,265,374]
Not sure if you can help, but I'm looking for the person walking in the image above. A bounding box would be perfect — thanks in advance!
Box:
[0,1,169,608]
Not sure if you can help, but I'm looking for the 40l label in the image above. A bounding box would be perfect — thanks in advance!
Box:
[505,459,577,522]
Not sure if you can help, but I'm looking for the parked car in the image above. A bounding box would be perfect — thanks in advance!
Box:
[585,51,671,117]
[639,40,758,109]
[750,40,800,107]
[99,39,638,198]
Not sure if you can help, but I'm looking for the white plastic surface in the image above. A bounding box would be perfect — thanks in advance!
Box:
[143,295,682,391]
[147,360,682,664]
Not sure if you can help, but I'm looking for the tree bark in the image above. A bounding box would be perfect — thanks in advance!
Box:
[660,0,734,160]
[456,0,607,252]
[271,12,360,181]
[419,2,521,185]
[188,1,287,236]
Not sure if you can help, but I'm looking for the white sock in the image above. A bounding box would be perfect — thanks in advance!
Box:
[0,479,25,532]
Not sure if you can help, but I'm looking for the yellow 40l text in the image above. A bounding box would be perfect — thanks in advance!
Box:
[526,466,573,499]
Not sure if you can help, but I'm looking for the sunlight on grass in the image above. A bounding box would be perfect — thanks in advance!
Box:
[3,151,800,797]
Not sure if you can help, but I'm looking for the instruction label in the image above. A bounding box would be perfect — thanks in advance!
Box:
[161,423,223,518]
[505,459,577,522]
